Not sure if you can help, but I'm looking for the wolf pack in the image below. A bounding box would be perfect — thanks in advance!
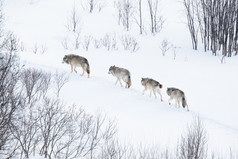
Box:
[63,54,189,111]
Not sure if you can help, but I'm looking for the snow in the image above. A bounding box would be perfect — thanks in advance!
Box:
[3,0,238,155]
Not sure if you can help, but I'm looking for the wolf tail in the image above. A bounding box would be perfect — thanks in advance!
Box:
[127,75,132,88]
[85,60,90,75]
[182,96,189,111]
[159,84,163,89]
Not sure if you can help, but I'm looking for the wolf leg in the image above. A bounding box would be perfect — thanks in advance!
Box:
[81,70,85,76]
[168,97,172,105]
[74,66,77,73]
[115,79,119,85]
[176,100,180,108]
[142,88,146,95]
[70,64,73,73]
[115,78,123,86]
[153,90,157,98]
[150,90,152,97]
[158,90,163,101]
[118,79,123,87]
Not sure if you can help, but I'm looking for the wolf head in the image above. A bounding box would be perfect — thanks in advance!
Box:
[62,55,69,64]
[141,78,146,86]
[108,65,115,74]
[166,88,172,96]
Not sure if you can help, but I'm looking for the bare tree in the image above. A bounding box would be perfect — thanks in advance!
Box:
[52,71,69,98]
[115,0,134,31]
[73,30,81,50]
[0,33,22,158]
[177,117,207,159]
[10,109,40,158]
[184,0,238,56]
[133,0,146,35]
[147,0,164,34]
[123,0,134,31]
[20,68,51,104]
[114,1,123,25]
[138,0,143,34]
[183,0,199,50]
[66,4,81,33]
[82,0,103,13]
[38,98,70,159]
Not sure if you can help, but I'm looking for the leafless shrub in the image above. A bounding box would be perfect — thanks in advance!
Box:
[38,98,69,158]
[10,109,40,158]
[61,38,69,50]
[98,139,131,159]
[40,44,48,54]
[160,39,172,56]
[52,71,69,98]
[20,41,25,52]
[20,68,51,104]
[37,101,117,159]
[32,43,38,54]
[82,35,93,51]
[102,34,118,51]
[94,39,102,49]
[97,1,106,12]
[120,34,140,52]
[172,45,181,60]
[31,43,48,54]
[229,149,238,159]
[177,116,208,159]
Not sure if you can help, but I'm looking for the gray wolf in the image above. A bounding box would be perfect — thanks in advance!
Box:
[141,78,163,101]
[108,65,131,88]
[62,54,90,78]
[166,87,189,111]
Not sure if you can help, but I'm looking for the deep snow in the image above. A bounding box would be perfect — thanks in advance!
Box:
[3,0,238,155]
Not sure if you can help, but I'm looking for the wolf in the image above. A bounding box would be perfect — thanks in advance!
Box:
[141,78,163,101]
[108,65,131,88]
[62,54,90,78]
[166,87,189,111]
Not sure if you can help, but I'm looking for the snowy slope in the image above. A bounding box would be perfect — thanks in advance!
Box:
[3,0,238,154]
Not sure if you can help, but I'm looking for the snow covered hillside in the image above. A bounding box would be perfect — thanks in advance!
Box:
[3,0,238,155]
